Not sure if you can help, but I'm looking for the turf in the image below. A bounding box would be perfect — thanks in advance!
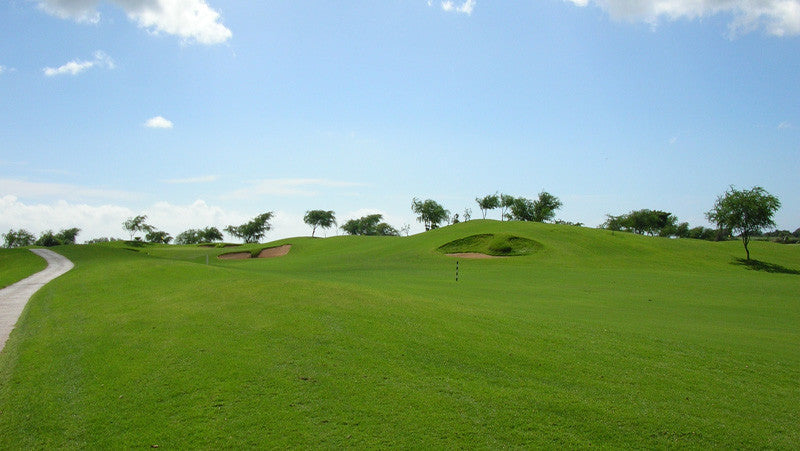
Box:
[0,221,798,447]
[0,248,47,289]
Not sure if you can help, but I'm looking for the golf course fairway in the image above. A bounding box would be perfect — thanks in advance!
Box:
[0,220,797,448]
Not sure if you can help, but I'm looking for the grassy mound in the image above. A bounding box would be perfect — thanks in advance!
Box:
[0,220,798,448]
[0,248,48,289]
[437,233,542,256]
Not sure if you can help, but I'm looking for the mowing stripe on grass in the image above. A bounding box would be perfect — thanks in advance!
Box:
[0,249,74,352]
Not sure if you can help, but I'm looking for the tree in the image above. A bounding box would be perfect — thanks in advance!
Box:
[303,210,336,237]
[35,230,61,247]
[175,229,201,245]
[3,229,36,248]
[601,209,677,236]
[56,228,81,245]
[146,230,173,244]
[123,215,151,240]
[499,194,515,221]
[532,191,562,222]
[411,198,450,231]
[199,227,224,243]
[225,212,273,243]
[706,186,781,260]
[508,197,536,221]
[340,214,397,236]
[475,194,500,220]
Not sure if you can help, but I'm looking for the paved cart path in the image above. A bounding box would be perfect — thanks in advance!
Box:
[0,248,74,352]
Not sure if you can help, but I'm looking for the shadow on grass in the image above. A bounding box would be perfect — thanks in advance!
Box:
[732,258,800,275]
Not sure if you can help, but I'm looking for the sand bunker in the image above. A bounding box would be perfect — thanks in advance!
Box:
[218,252,251,260]
[446,253,505,259]
[218,244,292,260]
[257,244,292,258]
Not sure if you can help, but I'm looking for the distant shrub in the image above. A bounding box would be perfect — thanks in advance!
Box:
[35,230,61,247]
[3,229,36,248]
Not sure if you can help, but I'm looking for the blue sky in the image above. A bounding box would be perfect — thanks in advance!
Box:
[1,0,798,241]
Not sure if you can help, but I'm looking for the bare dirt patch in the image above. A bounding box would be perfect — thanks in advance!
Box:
[258,244,292,258]
[218,252,252,260]
[446,253,505,259]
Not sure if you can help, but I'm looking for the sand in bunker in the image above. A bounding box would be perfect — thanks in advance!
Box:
[218,244,292,260]
[446,253,505,259]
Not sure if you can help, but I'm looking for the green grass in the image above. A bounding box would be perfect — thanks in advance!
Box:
[0,220,798,447]
[437,232,542,256]
[0,248,47,289]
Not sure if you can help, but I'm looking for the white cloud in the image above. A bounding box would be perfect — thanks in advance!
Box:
[0,194,133,241]
[223,178,364,199]
[163,175,218,184]
[0,195,308,242]
[0,65,5,74]
[0,178,140,202]
[43,50,114,76]
[564,0,800,36]
[778,121,793,129]
[144,116,174,129]
[441,0,475,15]
[37,0,232,44]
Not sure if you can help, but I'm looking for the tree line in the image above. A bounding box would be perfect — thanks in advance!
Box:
[2,186,789,260]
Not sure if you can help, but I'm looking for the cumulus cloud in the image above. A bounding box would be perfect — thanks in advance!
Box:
[0,194,133,240]
[37,0,232,44]
[0,196,307,242]
[441,0,475,15]
[564,0,800,36]
[43,50,114,77]
[223,178,364,199]
[144,116,174,129]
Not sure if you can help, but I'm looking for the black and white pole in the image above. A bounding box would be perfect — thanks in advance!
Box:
[456,260,459,282]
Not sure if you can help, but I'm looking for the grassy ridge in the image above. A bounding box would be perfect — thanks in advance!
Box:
[0,248,47,289]
[0,221,798,447]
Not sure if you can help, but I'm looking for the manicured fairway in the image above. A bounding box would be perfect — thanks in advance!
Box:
[0,248,47,289]
[0,221,798,447]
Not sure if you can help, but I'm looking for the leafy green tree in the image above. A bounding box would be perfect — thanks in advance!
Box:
[706,186,781,260]
[35,230,61,247]
[508,197,536,221]
[3,229,36,248]
[500,194,515,221]
[375,222,399,236]
[175,229,201,245]
[55,228,81,245]
[145,230,173,244]
[475,194,500,219]
[123,215,152,240]
[341,214,397,236]
[687,226,716,240]
[411,198,450,231]
[532,191,562,222]
[200,227,224,243]
[602,209,676,236]
[303,210,336,237]
[225,212,273,243]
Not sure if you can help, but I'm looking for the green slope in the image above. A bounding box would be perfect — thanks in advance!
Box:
[0,248,47,289]
[0,221,798,448]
